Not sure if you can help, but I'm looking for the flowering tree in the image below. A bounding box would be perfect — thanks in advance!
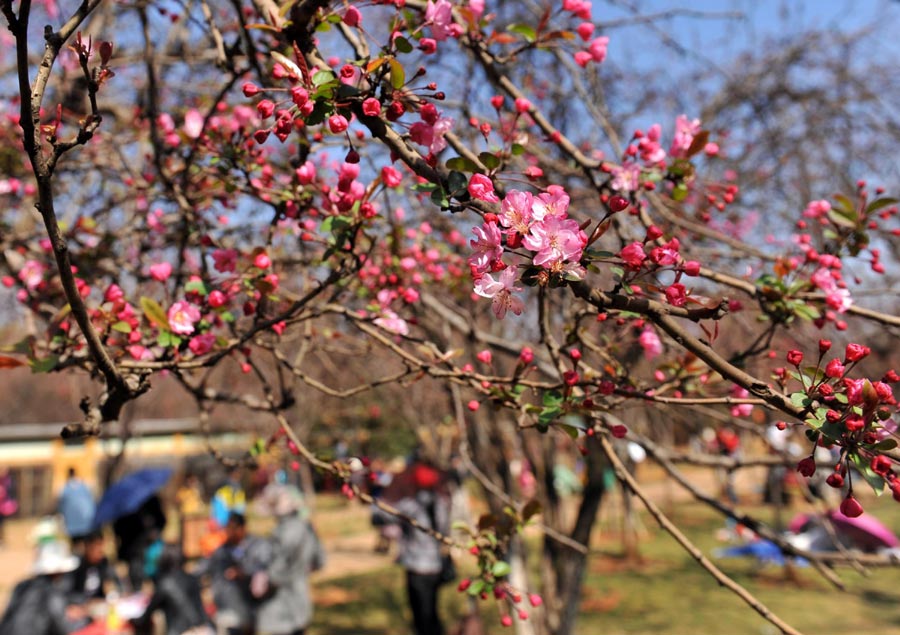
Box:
[1,1,899,634]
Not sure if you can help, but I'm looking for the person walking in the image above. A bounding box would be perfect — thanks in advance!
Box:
[255,484,325,635]
[375,458,452,635]
[57,468,95,551]
[205,513,266,635]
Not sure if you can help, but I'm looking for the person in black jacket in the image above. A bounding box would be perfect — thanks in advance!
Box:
[64,531,124,603]
[0,541,87,635]
[113,494,167,592]
[130,544,214,635]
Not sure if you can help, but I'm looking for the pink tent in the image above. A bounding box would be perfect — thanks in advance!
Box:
[789,511,900,552]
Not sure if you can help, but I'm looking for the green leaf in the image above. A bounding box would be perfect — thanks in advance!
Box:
[447,170,468,196]
[791,303,820,321]
[478,152,501,170]
[850,453,886,495]
[30,355,59,373]
[672,183,689,202]
[866,197,899,214]
[141,296,170,331]
[491,561,511,578]
[832,193,855,213]
[790,392,812,408]
[445,157,479,172]
[111,321,132,334]
[507,23,536,42]
[871,438,898,452]
[312,70,335,87]
[394,36,413,54]
[388,58,405,89]
[827,209,857,229]
[542,390,564,407]
[430,187,449,209]
[467,580,485,596]
[560,424,579,439]
[510,143,526,156]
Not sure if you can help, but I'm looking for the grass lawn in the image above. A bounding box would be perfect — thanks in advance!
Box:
[310,493,900,635]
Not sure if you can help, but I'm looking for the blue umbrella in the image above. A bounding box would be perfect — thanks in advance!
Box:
[94,467,174,526]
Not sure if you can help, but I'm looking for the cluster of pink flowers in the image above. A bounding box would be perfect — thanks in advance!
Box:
[467,178,588,318]
[608,115,704,193]
[409,102,455,157]
[785,340,899,516]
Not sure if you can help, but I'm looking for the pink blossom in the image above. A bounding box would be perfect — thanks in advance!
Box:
[574,51,593,67]
[474,266,525,319]
[149,262,172,282]
[208,290,227,307]
[409,115,454,154]
[619,242,646,269]
[18,260,45,290]
[296,161,317,185]
[665,283,687,307]
[188,333,216,356]
[381,165,402,187]
[425,0,454,41]
[576,22,595,41]
[811,267,852,312]
[802,200,831,219]
[104,284,125,304]
[532,186,570,220]
[649,238,681,266]
[639,328,662,360]
[127,345,155,361]
[468,174,500,203]
[669,114,702,158]
[374,309,409,335]
[183,109,204,139]
[212,249,238,273]
[610,162,641,192]
[468,221,503,273]
[469,0,485,19]
[499,190,534,234]
[167,300,201,335]
[844,378,866,406]
[588,36,609,63]
[730,386,753,417]
[522,216,586,269]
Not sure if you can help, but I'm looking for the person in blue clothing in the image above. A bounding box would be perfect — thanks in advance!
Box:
[57,468,96,551]
[211,468,247,530]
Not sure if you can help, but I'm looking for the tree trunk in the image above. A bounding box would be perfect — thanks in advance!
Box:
[552,435,607,635]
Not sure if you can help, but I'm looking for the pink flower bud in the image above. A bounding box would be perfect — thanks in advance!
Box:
[342,5,362,27]
[254,252,271,269]
[328,114,349,134]
[840,495,863,518]
[796,456,816,477]
[362,97,381,117]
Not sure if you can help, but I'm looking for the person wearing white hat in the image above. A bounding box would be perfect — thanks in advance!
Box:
[0,541,86,635]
